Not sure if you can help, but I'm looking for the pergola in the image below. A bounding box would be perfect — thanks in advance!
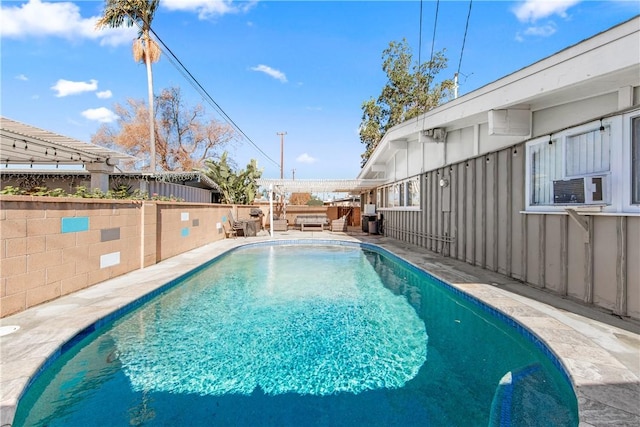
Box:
[257,178,386,196]
[1,117,134,167]
[1,116,137,192]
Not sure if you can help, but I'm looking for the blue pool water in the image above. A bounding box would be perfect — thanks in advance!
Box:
[14,243,578,426]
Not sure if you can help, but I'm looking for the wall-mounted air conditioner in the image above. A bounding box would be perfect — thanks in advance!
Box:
[422,128,447,142]
[553,175,609,205]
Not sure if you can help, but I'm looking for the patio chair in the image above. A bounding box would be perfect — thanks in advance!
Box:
[227,210,247,238]
[331,215,348,232]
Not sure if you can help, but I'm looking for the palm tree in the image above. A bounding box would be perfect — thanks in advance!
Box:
[96,0,161,172]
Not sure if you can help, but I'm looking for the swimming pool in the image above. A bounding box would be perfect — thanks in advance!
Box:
[13,242,578,426]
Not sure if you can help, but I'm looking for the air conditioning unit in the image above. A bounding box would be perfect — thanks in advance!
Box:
[553,175,608,205]
[422,128,447,142]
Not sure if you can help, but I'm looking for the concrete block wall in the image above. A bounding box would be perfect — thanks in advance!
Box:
[0,197,233,317]
[156,203,229,262]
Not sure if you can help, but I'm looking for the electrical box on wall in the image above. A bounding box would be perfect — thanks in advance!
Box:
[488,109,531,136]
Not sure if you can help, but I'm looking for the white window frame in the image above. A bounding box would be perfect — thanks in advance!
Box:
[623,110,640,211]
[378,175,421,211]
[525,114,640,214]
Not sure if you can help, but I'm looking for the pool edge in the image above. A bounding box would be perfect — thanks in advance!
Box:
[1,234,638,426]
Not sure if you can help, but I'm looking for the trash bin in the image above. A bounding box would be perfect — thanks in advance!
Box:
[368,219,378,235]
[362,214,376,232]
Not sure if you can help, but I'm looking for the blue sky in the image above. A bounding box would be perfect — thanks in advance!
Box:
[1,0,638,180]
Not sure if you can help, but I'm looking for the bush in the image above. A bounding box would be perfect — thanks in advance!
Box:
[0,184,184,202]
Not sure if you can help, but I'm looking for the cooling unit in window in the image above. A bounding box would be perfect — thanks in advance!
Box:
[553,175,608,205]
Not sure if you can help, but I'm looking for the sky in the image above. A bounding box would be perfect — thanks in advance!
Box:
[1,0,638,181]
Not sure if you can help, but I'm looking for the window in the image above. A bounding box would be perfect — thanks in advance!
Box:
[530,137,562,205]
[387,184,398,207]
[565,128,610,177]
[407,177,420,207]
[528,123,611,206]
[525,113,640,212]
[632,117,640,204]
[379,176,421,209]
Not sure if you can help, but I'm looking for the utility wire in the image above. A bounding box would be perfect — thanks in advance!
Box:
[426,0,440,81]
[457,0,473,77]
[146,25,280,168]
[422,0,440,129]
[417,0,423,112]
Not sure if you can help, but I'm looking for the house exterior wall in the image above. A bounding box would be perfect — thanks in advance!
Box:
[379,142,640,320]
[0,197,233,317]
[361,18,640,321]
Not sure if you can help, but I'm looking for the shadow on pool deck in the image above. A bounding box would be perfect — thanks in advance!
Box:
[1,227,638,426]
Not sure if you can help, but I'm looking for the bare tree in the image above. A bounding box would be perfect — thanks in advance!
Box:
[93,87,237,171]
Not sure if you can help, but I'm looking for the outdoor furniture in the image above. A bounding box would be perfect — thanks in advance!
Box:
[331,216,348,232]
[295,214,329,231]
[227,210,247,238]
[272,219,288,231]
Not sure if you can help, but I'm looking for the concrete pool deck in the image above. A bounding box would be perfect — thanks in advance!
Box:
[1,229,638,426]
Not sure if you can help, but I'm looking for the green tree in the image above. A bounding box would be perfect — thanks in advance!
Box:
[96,0,161,172]
[200,152,263,204]
[359,39,454,166]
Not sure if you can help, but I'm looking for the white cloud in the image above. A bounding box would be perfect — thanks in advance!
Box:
[81,107,118,123]
[51,79,98,97]
[96,90,113,99]
[15,74,28,81]
[250,64,287,83]
[512,0,581,23]
[0,0,136,47]
[523,22,557,37]
[162,0,258,20]
[296,153,317,164]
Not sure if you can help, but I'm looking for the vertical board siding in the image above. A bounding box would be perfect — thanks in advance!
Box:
[544,216,563,293]
[615,216,627,316]
[476,158,484,268]
[497,151,509,275]
[626,218,640,319]
[567,219,586,300]
[593,217,618,311]
[513,149,526,281]
[376,142,637,320]
[560,216,569,296]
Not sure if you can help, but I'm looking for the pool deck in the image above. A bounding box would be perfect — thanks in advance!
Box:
[1,229,639,426]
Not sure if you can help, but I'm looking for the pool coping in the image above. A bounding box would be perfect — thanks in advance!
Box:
[1,232,639,426]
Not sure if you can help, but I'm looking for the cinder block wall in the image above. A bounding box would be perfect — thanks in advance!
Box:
[155,203,230,261]
[0,197,234,317]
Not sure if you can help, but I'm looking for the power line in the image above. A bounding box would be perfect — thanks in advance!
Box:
[148,26,280,168]
[426,0,440,82]
[457,0,473,77]
[421,0,440,128]
[417,0,424,115]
